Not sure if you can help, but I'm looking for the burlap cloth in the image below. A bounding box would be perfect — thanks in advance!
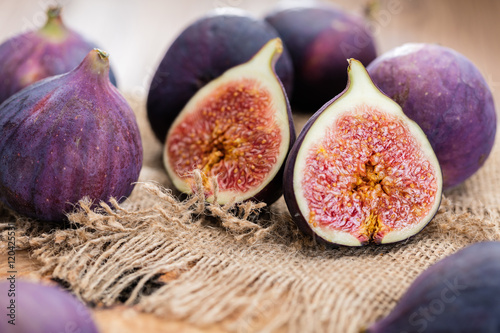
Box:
[1,96,499,333]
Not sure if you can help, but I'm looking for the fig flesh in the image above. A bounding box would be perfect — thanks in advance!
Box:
[147,8,294,143]
[283,59,442,246]
[0,6,117,105]
[0,49,142,222]
[164,38,295,205]
[367,43,497,189]
[0,280,99,333]
[367,241,500,333]
[265,3,377,110]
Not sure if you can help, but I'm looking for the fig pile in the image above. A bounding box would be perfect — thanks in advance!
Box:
[0,49,142,222]
[0,6,117,105]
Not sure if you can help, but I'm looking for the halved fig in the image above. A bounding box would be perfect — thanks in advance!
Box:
[164,38,295,205]
[284,59,443,246]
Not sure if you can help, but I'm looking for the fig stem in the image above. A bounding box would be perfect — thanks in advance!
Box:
[94,48,110,60]
[74,49,111,84]
[47,6,62,20]
[39,6,67,40]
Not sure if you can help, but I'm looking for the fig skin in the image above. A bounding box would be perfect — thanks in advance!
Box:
[0,49,142,222]
[367,241,500,333]
[0,280,99,333]
[163,39,295,206]
[265,2,377,111]
[147,8,294,143]
[0,7,117,105]
[367,43,497,189]
[283,59,442,247]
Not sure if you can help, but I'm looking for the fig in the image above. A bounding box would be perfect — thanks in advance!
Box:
[147,8,294,143]
[265,2,377,110]
[0,6,117,105]
[164,38,294,205]
[0,49,142,222]
[283,59,442,246]
[367,43,497,189]
[366,241,500,333]
[0,280,99,333]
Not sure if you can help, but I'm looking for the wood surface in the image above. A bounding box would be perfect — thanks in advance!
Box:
[1,0,499,332]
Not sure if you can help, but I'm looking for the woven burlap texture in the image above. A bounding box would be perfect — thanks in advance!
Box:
[1,98,499,333]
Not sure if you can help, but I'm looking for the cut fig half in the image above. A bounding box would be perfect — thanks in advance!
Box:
[164,38,295,205]
[284,59,443,246]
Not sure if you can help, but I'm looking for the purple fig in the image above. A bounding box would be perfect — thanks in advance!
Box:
[366,43,497,189]
[283,59,442,246]
[147,8,294,143]
[0,280,99,333]
[366,241,500,333]
[0,49,142,222]
[265,2,377,110]
[0,6,117,105]
[164,38,295,205]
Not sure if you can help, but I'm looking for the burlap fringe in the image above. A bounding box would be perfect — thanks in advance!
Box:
[1,165,500,332]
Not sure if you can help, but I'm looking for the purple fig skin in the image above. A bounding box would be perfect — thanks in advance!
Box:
[0,49,142,222]
[0,7,117,105]
[0,280,99,333]
[265,3,377,110]
[367,43,497,189]
[147,8,294,143]
[367,241,500,333]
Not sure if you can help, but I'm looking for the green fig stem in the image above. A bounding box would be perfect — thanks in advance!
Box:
[95,48,110,60]
[39,6,68,41]
[47,6,62,19]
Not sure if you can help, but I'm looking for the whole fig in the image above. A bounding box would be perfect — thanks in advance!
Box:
[0,6,117,105]
[367,43,496,189]
[367,241,500,332]
[0,49,142,222]
[147,8,294,143]
[0,280,99,333]
[265,2,377,110]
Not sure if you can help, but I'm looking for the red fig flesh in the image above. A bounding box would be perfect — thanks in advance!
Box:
[164,38,295,205]
[284,59,442,246]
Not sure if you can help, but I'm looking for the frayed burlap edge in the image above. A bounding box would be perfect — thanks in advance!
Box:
[1,95,500,332]
[1,166,500,333]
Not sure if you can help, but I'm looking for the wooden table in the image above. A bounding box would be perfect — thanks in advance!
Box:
[1,0,499,331]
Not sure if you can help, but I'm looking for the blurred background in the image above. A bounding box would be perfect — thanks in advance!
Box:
[0,0,499,101]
